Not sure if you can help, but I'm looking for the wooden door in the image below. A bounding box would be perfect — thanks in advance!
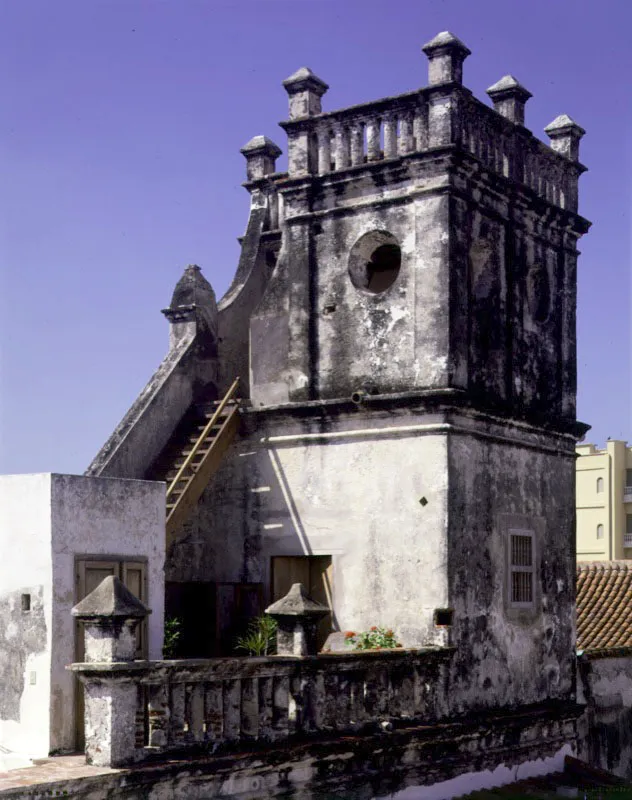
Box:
[74,558,147,750]
[271,556,333,649]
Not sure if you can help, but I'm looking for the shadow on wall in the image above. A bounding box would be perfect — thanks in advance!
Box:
[254,444,339,646]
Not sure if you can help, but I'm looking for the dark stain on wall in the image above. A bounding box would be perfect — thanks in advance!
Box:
[0,585,47,721]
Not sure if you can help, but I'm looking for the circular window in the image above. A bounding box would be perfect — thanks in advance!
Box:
[348,231,402,294]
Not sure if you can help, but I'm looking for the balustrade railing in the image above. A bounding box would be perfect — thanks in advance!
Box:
[74,648,452,765]
[311,91,428,176]
[460,96,571,209]
[143,649,451,753]
[300,87,574,212]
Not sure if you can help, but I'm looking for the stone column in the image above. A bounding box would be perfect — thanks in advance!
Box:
[265,583,329,656]
[334,123,350,171]
[399,113,414,155]
[366,117,381,161]
[317,126,332,175]
[71,575,151,767]
[383,115,398,159]
[350,123,364,166]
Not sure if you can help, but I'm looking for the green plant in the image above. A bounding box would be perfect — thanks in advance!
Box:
[344,626,402,650]
[235,615,278,656]
[163,616,182,659]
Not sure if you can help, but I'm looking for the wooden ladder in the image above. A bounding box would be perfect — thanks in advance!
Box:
[165,377,241,539]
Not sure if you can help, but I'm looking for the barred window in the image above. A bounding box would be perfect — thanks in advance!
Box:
[509,530,535,608]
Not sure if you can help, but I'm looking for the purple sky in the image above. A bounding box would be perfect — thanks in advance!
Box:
[1,0,630,475]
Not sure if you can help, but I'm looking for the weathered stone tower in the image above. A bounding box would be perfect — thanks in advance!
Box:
[89,33,589,716]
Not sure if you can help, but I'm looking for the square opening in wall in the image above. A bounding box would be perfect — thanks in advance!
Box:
[434,608,454,627]
[21,593,31,612]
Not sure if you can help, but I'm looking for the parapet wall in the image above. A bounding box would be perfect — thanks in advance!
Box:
[276,31,585,213]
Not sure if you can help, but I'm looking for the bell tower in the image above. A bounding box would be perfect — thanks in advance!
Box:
[225,31,590,712]
[249,32,588,433]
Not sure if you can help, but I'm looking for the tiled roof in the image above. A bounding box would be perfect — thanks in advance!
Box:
[576,561,632,652]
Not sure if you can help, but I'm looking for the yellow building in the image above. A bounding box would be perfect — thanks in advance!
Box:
[576,440,632,561]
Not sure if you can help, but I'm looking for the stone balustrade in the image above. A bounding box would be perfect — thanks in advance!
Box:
[73,647,452,766]
[310,91,428,176]
[460,97,582,211]
[70,577,453,768]
[279,86,582,213]
[276,32,585,214]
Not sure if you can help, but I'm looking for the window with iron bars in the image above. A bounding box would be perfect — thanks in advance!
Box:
[509,530,535,608]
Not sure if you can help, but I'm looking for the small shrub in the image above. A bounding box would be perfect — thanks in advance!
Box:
[163,616,182,659]
[344,626,402,650]
[235,615,278,656]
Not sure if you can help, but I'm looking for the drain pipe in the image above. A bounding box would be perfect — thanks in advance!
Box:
[351,390,367,405]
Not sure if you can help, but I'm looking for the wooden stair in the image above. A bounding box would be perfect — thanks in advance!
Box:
[148,378,241,541]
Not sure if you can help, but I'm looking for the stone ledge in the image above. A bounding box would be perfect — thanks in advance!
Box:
[0,702,585,800]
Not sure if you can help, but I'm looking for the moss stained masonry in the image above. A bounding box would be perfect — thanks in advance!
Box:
[0,703,582,799]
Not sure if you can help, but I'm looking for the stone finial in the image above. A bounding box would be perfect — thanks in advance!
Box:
[486,75,532,126]
[422,31,471,86]
[161,264,218,346]
[241,135,282,181]
[282,66,329,120]
[544,114,586,161]
[72,575,150,663]
[265,583,329,656]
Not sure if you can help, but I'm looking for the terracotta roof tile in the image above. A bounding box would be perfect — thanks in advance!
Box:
[576,561,632,651]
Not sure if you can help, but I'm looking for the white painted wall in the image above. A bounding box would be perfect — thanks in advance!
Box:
[0,474,53,762]
[261,432,449,645]
[192,416,449,647]
[50,473,165,752]
[0,473,166,760]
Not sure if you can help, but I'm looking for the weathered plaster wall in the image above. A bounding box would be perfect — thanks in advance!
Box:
[50,474,165,753]
[447,421,577,712]
[171,406,449,647]
[313,192,450,399]
[577,654,632,779]
[0,474,53,760]
[86,326,213,480]
[249,161,455,408]
[218,193,280,399]
[0,473,165,758]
